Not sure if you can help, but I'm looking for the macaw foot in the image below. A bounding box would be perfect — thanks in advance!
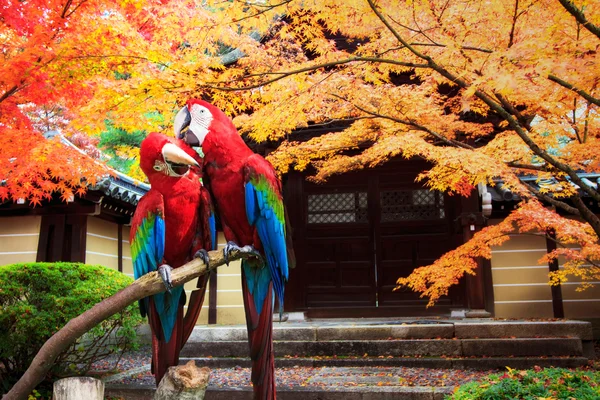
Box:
[223,241,263,265]
[194,249,210,265]
[158,264,173,293]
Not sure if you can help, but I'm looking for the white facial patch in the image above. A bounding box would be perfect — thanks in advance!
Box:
[189,104,213,146]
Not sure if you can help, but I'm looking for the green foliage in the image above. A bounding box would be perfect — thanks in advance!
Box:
[98,121,145,173]
[0,262,144,394]
[447,366,600,400]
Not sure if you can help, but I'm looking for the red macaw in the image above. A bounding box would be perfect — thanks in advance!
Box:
[174,100,292,399]
[130,132,216,385]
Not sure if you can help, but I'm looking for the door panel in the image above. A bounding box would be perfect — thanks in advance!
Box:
[305,236,375,308]
[285,160,467,316]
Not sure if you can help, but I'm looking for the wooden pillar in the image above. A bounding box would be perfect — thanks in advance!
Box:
[117,223,123,273]
[459,188,492,318]
[460,212,490,317]
[208,270,217,324]
[545,228,565,318]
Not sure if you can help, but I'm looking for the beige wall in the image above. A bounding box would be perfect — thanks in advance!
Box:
[490,219,600,319]
[214,232,244,325]
[86,217,120,269]
[0,216,41,266]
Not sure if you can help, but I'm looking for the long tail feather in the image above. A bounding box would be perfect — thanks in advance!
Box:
[242,270,276,400]
[148,300,185,385]
[182,275,208,344]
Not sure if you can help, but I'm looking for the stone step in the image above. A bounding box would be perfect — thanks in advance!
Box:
[105,385,454,400]
[185,320,593,342]
[180,337,584,358]
[179,356,589,370]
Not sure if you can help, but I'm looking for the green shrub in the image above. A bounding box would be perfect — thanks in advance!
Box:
[447,366,600,400]
[0,262,144,394]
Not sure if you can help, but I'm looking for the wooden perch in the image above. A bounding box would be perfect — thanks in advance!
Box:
[3,248,245,400]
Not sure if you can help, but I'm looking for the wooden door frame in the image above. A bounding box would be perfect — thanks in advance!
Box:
[284,158,487,317]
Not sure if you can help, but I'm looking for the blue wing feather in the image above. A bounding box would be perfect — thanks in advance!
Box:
[244,179,288,315]
[209,212,217,250]
[130,191,182,343]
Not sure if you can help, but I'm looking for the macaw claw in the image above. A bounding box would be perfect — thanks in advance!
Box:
[158,264,173,293]
[194,249,210,265]
[223,241,263,265]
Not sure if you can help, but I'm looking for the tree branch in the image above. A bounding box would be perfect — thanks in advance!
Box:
[3,248,249,400]
[571,194,600,234]
[558,0,600,40]
[548,74,600,107]
[508,0,520,48]
[204,57,429,91]
[494,92,531,130]
[523,183,581,215]
[506,161,549,172]
[0,85,20,104]
[330,94,474,150]
[410,42,493,53]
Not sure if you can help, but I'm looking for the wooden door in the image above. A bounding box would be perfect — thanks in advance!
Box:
[284,159,467,316]
[303,185,376,308]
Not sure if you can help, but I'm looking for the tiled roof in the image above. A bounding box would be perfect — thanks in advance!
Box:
[89,171,149,205]
[487,173,600,202]
[48,130,149,205]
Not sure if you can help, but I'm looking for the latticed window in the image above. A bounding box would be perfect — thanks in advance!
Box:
[380,189,445,222]
[307,192,368,224]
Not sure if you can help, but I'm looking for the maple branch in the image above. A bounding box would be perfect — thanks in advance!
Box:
[367,0,600,204]
[506,161,549,172]
[65,54,174,71]
[523,183,581,216]
[227,0,292,24]
[60,0,73,18]
[494,92,531,130]
[3,248,249,400]
[558,0,600,40]
[571,195,600,235]
[205,57,428,91]
[0,85,21,104]
[64,0,89,19]
[411,42,493,54]
[388,4,492,53]
[508,0,519,48]
[330,94,473,150]
[547,74,600,107]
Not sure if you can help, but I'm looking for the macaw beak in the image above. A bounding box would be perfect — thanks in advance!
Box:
[161,142,199,167]
[173,105,200,147]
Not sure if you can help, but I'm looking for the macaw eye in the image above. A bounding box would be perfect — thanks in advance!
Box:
[153,165,162,171]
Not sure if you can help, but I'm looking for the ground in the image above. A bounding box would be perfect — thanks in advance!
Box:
[89,342,600,391]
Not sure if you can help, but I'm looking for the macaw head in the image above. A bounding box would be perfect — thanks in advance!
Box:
[173,99,236,148]
[139,132,200,182]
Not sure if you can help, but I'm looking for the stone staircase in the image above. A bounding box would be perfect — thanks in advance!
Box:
[179,319,595,370]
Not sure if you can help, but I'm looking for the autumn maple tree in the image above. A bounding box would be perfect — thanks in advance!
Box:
[2,0,600,304]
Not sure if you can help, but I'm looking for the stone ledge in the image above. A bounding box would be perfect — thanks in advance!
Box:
[105,384,453,400]
[181,340,463,358]
[454,320,593,340]
[461,338,583,357]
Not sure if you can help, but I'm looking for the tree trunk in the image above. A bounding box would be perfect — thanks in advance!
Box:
[154,361,210,400]
[53,377,104,400]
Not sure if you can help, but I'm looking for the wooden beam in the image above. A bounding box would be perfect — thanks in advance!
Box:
[118,223,123,273]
